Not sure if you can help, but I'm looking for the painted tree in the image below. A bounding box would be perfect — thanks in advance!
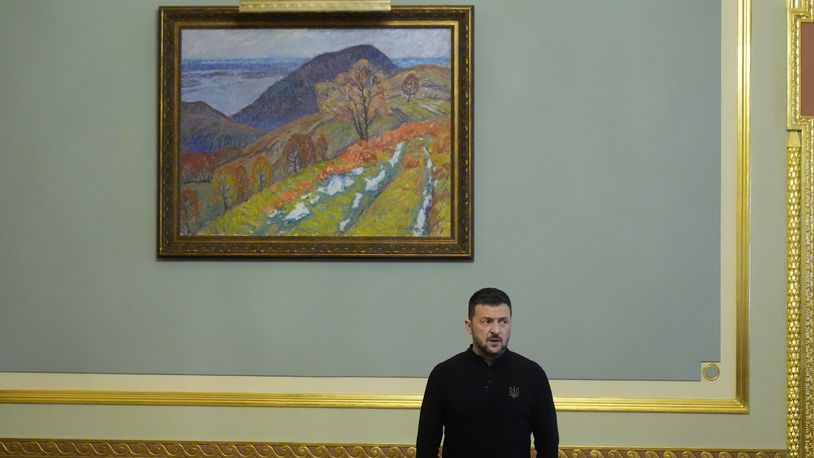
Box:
[316,59,391,141]
[401,73,420,102]
[180,153,215,183]
[211,166,239,212]
[251,155,273,193]
[315,135,329,162]
[235,166,250,204]
[180,187,201,235]
[283,133,317,175]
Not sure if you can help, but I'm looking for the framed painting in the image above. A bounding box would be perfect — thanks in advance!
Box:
[158,6,473,258]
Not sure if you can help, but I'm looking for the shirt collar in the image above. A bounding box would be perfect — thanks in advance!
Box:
[466,344,511,366]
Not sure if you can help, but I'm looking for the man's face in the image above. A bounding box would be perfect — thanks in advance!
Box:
[465,303,512,360]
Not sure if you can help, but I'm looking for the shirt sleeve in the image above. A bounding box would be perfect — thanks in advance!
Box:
[532,368,559,458]
[415,367,444,458]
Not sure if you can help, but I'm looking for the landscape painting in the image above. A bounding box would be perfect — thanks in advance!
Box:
[159,7,473,258]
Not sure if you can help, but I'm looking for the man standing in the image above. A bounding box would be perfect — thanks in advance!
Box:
[415,287,559,458]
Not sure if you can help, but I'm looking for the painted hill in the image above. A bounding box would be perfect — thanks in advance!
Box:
[231,45,399,132]
[391,65,451,100]
[242,65,451,160]
[180,101,262,153]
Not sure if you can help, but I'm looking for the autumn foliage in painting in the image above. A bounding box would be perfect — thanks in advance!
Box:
[251,156,273,193]
[211,166,238,212]
[180,153,216,183]
[316,59,391,141]
[401,73,420,102]
[198,117,451,237]
[283,134,315,174]
[180,188,201,235]
[318,120,446,178]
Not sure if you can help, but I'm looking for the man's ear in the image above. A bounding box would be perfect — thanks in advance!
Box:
[464,319,472,335]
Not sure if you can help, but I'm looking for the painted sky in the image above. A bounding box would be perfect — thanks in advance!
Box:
[182,28,451,60]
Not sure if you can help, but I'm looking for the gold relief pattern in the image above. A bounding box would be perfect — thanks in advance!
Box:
[788,1,814,458]
[0,442,786,458]
[808,130,814,458]
[807,126,814,458]
[557,451,782,458]
[1,441,417,458]
[787,131,803,458]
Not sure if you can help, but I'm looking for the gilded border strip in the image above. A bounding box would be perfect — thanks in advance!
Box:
[0,390,747,413]
[239,0,391,12]
[788,1,814,457]
[787,130,803,458]
[0,0,751,415]
[735,0,752,414]
[0,440,787,458]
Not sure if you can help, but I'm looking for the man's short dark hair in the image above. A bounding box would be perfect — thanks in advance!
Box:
[468,287,512,319]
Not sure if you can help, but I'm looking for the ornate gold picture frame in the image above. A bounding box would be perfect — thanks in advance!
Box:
[158,6,473,258]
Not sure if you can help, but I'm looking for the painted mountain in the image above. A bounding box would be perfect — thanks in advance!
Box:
[231,45,399,132]
[180,101,262,153]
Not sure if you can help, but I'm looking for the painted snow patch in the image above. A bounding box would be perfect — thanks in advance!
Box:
[365,169,387,192]
[318,174,354,196]
[285,203,311,221]
[352,193,363,209]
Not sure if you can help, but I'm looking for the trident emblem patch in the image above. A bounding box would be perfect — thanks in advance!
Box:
[509,386,520,399]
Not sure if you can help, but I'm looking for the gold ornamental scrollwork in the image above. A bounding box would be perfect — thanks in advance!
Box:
[788,1,814,458]
[0,442,786,458]
[787,130,803,458]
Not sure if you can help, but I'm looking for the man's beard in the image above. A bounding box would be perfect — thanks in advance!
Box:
[475,335,506,356]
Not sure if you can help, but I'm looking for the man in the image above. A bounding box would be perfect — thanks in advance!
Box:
[415,287,559,458]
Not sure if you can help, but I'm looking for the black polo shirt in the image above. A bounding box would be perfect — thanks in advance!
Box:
[416,346,558,458]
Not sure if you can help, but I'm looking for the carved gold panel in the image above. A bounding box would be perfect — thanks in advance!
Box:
[0,440,787,458]
[789,2,814,458]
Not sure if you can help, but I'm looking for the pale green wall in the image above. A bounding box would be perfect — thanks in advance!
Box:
[0,0,787,449]
[0,0,721,381]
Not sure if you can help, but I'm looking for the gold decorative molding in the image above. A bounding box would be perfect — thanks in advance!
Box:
[735,0,752,417]
[0,390,421,409]
[0,440,787,458]
[787,130,803,458]
[792,0,804,13]
[788,0,814,457]
[0,390,749,413]
[239,0,391,12]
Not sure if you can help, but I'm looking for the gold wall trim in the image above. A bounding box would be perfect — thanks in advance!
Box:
[0,0,752,415]
[0,390,748,413]
[786,130,804,458]
[735,0,752,415]
[788,1,814,457]
[239,0,391,12]
[0,440,787,458]
[0,391,422,409]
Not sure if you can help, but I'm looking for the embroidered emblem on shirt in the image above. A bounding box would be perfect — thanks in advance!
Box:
[509,386,520,399]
